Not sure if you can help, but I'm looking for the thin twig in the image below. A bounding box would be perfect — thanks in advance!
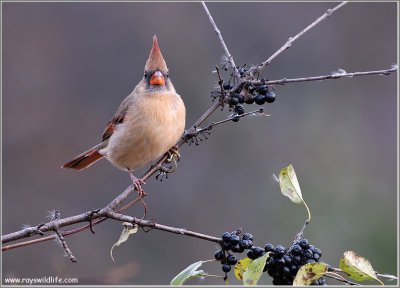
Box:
[201,1,240,79]
[324,273,360,286]
[375,273,398,281]
[54,228,77,263]
[250,66,397,86]
[197,108,268,134]
[250,1,349,77]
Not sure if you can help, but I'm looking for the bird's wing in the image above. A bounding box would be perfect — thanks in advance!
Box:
[101,97,132,141]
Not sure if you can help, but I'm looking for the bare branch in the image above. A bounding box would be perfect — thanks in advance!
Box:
[248,66,398,86]
[201,2,240,79]
[2,206,222,251]
[250,1,349,76]
[324,273,360,286]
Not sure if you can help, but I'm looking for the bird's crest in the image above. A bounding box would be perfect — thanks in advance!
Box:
[145,35,168,72]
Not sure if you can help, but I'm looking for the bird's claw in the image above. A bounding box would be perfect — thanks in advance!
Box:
[166,145,180,162]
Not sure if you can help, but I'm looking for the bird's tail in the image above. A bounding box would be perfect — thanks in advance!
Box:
[62,144,104,170]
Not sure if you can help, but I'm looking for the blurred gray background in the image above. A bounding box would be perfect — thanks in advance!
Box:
[2,2,397,285]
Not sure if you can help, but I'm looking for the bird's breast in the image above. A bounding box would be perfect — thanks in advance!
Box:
[105,92,185,171]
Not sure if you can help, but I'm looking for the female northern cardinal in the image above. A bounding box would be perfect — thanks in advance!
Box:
[62,35,186,195]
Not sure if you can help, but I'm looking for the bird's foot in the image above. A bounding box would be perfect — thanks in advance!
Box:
[128,170,146,195]
[166,145,180,162]
[128,169,147,220]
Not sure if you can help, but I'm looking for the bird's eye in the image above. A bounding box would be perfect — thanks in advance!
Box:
[166,71,169,78]
[144,72,148,78]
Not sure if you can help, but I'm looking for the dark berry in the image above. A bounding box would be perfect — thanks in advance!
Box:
[265,91,276,103]
[271,269,282,279]
[264,243,274,252]
[313,253,320,261]
[230,235,240,246]
[234,105,245,115]
[308,244,315,251]
[298,239,309,249]
[248,86,256,94]
[311,277,326,286]
[222,241,231,250]
[231,113,240,122]
[272,278,281,285]
[305,259,316,264]
[231,244,241,253]
[245,96,255,104]
[303,249,313,259]
[222,232,231,241]
[223,82,232,90]
[267,267,275,277]
[229,96,239,106]
[237,94,245,104]
[214,250,224,261]
[283,255,292,265]
[222,263,231,273]
[282,266,291,275]
[292,255,301,264]
[247,249,255,260]
[275,257,285,266]
[227,254,238,265]
[267,257,275,267]
[239,239,251,249]
[246,240,253,248]
[291,245,302,255]
[257,85,268,95]
[253,247,264,257]
[290,264,298,273]
[313,248,322,256]
[274,245,285,257]
[242,233,253,241]
[254,94,266,105]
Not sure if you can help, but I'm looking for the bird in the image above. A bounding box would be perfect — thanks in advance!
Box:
[62,35,186,197]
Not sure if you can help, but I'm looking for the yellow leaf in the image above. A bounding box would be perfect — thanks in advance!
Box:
[279,164,303,203]
[234,257,252,280]
[340,251,383,285]
[243,253,269,285]
[293,262,328,286]
[110,222,138,262]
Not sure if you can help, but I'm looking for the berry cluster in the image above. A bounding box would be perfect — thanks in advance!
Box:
[222,79,276,122]
[263,239,326,285]
[214,231,254,273]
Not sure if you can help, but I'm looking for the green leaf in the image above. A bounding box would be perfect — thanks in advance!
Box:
[293,262,328,286]
[277,164,311,222]
[278,164,303,203]
[170,261,206,285]
[243,253,269,285]
[110,222,138,262]
[234,257,252,280]
[340,251,383,285]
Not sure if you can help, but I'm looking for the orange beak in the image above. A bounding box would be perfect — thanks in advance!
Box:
[150,71,165,86]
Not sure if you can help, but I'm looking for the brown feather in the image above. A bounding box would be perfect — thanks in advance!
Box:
[102,96,131,141]
[62,145,104,170]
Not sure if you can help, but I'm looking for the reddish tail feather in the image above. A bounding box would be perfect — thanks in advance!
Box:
[62,146,104,170]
